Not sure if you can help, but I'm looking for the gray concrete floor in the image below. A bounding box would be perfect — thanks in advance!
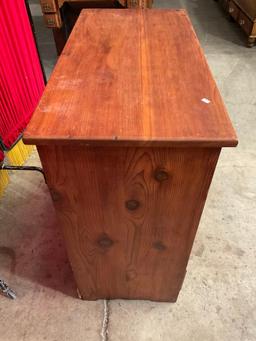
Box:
[1,1,256,340]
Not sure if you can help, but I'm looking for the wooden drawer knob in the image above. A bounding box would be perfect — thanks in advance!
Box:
[43,13,62,28]
[42,4,52,11]
[40,0,57,12]
[46,18,55,26]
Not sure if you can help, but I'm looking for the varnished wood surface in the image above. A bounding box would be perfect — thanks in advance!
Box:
[234,0,256,21]
[24,9,237,148]
[38,146,220,301]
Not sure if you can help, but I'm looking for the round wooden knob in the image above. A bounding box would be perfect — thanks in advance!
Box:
[42,4,51,11]
[154,169,169,182]
[125,200,140,211]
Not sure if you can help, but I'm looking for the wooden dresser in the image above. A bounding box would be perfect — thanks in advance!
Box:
[219,0,256,46]
[24,9,237,302]
[40,0,153,54]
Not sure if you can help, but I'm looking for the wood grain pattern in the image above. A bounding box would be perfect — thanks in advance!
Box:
[38,146,220,301]
[24,9,237,148]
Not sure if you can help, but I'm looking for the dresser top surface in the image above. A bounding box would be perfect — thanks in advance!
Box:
[24,9,237,147]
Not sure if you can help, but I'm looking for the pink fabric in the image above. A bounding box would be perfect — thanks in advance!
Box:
[0,0,44,157]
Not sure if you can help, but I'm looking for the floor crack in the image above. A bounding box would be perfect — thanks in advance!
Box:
[100,299,110,341]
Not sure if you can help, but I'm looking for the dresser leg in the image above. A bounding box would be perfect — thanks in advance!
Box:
[52,28,66,55]
[247,37,255,48]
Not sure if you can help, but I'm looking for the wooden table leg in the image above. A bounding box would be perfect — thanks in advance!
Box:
[247,37,255,48]
[52,27,66,55]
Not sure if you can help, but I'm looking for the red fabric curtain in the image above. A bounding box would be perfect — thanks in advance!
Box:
[0,0,45,158]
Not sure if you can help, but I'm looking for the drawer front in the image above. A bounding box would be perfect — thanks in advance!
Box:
[40,0,57,13]
[238,11,254,36]
[43,13,62,28]
[228,1,240,20]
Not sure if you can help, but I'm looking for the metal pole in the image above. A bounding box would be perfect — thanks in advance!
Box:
[1,164,46,182]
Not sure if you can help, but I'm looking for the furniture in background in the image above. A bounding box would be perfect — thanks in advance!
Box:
[40,0,153,54]
[24,9,237,302]
[218,0,256,47]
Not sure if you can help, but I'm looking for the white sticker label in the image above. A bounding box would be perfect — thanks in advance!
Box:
[201,98,211,104]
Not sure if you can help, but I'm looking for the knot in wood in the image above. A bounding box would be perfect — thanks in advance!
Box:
[154,169,169,182]
[153,241,166,251]
[125,200,140,211]
[97,235,113,249]
[126,269,137,281]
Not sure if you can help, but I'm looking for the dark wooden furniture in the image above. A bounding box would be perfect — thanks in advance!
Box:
[24,9,237,302]
[218,0,256,47]
[230,0,256,46]
[40,0,153,54]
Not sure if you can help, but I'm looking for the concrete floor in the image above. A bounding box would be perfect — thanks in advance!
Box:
[1,0,256,340]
